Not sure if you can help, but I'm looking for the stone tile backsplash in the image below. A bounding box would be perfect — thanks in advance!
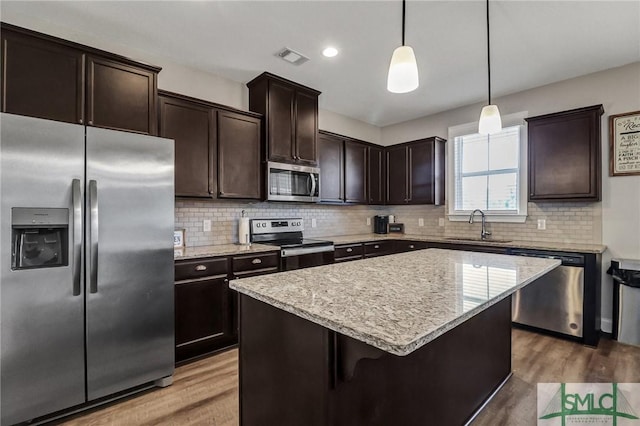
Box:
[176,200,601,247]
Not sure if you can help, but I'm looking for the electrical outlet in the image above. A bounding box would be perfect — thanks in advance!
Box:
[418,218,424,227]
[203,219,211,232]
[366,217,371,226]
[438,218,445,227]
[311,218,317,228]
[537,219,546,230]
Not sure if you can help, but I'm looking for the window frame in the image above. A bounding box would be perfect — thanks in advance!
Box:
[447,111,528,223]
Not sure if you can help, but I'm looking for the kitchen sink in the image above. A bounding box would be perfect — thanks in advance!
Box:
[444,237,513,244]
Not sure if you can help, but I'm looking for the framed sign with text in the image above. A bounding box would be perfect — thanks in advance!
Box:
[610,110,640,176]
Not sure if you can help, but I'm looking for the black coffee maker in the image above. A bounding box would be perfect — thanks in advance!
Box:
[374,215,389,234]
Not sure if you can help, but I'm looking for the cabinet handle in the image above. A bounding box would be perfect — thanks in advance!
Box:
[88,120,93,125]
[409,245,415,249]
[374,245,380,249]
[195,265,207,271]
[79,118,84,124]
[346,248,353,253]
[251,258,262,264]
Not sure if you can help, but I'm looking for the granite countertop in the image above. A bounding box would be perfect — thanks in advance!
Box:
[230,248,560,356]
[174,243,279,260]
[323,233,607,254]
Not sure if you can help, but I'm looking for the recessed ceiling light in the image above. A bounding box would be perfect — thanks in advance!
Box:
[322,47,338,58]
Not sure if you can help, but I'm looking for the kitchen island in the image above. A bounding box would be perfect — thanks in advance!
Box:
[230,249,560,425]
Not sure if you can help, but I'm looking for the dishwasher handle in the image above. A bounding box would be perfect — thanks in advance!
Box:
[509,249,584,267]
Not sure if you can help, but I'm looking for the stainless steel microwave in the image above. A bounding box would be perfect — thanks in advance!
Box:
[267,161,320,202]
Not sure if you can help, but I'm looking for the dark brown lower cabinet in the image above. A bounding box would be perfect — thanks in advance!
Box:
[239,294,512,426]
[174,251,280,364]
[364,241,396,258]
[334,243,364,263]
[175,276,231,363]
[174,257,233,363]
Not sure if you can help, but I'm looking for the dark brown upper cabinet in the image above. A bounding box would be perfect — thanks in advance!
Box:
[159,94,214,197]
[248,72,320,166]
[1,23,160,135]
[368,145,386,205]
[526,105,603,202]
[1,27,85,124]
[344,140,368,203]
[217,110,262,200]
[86,56,157,135]
[159,91,262,200]
[318,131,369,205]
[385,137,446,205]
[318,132,344,203]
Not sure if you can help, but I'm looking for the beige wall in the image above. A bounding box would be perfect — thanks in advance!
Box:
[382,62,640,331]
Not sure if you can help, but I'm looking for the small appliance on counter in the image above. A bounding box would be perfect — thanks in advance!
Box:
[608,259,640,347]
[389,223,405,233]
[374,215,389,234]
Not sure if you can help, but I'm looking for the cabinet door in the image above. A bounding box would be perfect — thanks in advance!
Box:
[368,145,385,205]
[318,133,344,203]
[217,110,262,199]
[528,106,602,201]
[386,145,408,204]
[159,95,213,197]
[1,30,84,124]
[175,276,231,362]
[295,89,319,165]
[344,140,367,203]
[87,56,157,135]
[267,80,295,162]
[408,141,434,204]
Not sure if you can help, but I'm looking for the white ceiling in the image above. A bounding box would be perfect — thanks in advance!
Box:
[2,1,639,127]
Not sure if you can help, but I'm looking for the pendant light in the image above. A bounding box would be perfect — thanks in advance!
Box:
[478,0,502,134]
[387,0,419,93]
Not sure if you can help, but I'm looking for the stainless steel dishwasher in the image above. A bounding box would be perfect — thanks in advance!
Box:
[510,249,585,338]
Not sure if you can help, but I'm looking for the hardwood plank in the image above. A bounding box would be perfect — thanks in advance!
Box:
[55,329,640,425]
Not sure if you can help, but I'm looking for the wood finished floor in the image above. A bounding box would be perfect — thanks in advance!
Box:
[57,329,640,426]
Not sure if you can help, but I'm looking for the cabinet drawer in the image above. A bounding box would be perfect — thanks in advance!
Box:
[232,252,279,274]
[364,241,395,257]
[335,243,363,260]
[395,240,428,252]
[175,257,228,281]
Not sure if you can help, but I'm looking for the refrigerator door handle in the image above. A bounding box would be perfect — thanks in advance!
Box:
[89,180,99,294]
[72,179,82,296]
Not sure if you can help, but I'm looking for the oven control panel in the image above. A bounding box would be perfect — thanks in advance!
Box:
[251,218,304,234]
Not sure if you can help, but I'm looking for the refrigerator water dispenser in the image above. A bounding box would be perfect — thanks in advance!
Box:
[11,207,69,270]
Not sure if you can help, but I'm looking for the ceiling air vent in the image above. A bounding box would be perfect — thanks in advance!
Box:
[276,47,309,66]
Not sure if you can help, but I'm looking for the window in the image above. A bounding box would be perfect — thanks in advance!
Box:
[448,112,527,222]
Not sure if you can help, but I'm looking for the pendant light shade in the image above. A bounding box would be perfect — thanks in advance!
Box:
[478,0,502,135]
[478,104,502,135]
[387,46,419,93]
[387,0,419,93]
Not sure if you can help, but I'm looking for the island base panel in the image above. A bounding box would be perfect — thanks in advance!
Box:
[239,295,512,426]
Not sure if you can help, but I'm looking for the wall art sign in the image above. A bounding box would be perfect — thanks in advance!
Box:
[610,110,640,176]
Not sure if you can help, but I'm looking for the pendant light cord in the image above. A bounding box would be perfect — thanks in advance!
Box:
[486,0,491,105]
[402,0,406,46]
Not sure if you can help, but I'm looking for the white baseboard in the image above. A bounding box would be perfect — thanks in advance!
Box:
[601,317,613,334]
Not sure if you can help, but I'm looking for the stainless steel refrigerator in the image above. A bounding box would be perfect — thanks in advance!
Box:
[1,113,175,425]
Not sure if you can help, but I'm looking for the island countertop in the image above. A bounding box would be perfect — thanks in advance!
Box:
[230,248,560,356]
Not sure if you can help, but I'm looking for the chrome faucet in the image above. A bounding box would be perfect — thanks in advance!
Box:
[469,209,492,240]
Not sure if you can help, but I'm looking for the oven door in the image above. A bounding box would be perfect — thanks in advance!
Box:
[268,162,320,202]
[281,247,335,271]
